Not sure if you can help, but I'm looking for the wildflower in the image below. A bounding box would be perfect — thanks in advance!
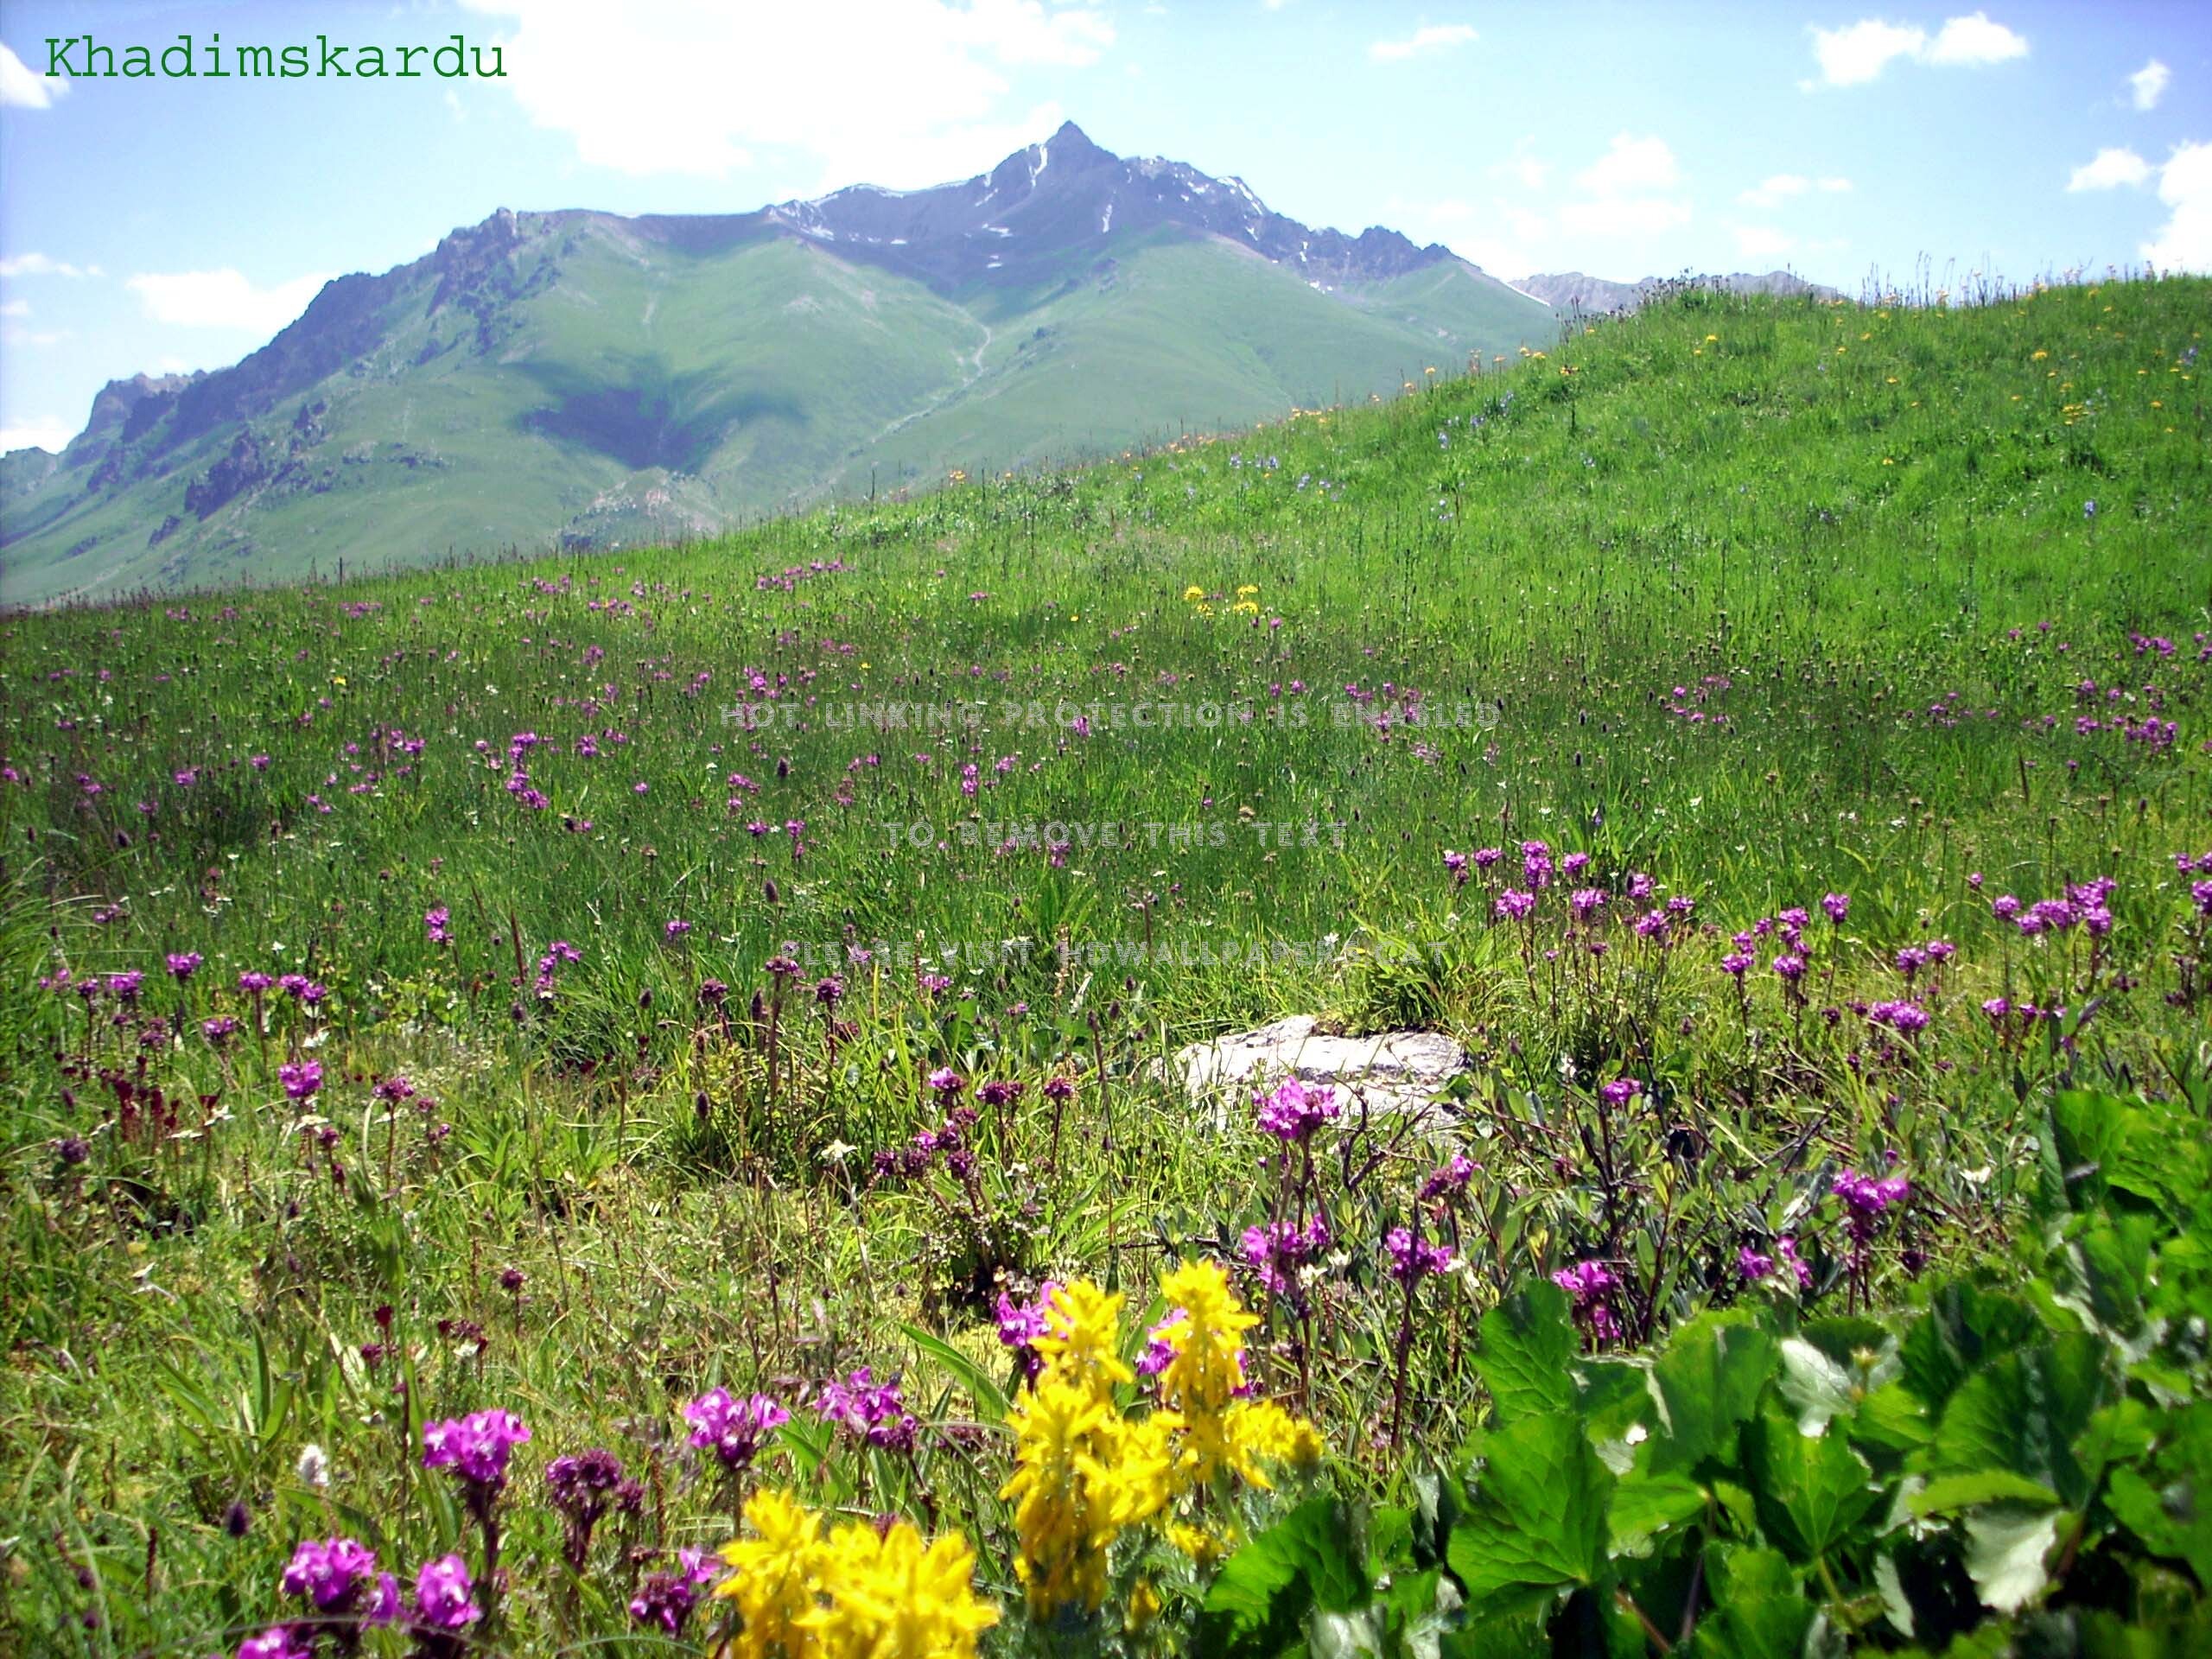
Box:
[925,1065,966,1096]
[683,1387,789,1472]
[815,1367,918,1452]
[1254,1075,1338,1142]
[1553,1259,1618,1344]
[422,1408,531,1495]
[410,1553,481,1633]
[424,906,452,944]
[1384,1226,1452,1283]
[545,1447,626,1569]
[279,1536,397,1621]
[278,1061,322,1102]
[167,951,204,981]
[1241,1216,1332,1297]
[1419,1153,1476,1202]
[1599,1076,1641,1108]
[628,1548,717,1637]
[1821,892,1850,923]
[995,1281,1061,1385]
[236,1629,311,1659]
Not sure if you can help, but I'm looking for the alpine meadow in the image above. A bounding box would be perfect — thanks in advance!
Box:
[5,257,2212,1656]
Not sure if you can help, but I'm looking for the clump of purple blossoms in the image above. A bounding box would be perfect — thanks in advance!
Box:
[1384,1226,1452,1284]
[423,1408,531,1510]
[815,1367,918,1452]
[683,1387,788,1473]
[1553,1259,1618,1344]
[995,1281,1061,1386]
[237,1629,312,1659]
[628,1548,718,1636]
[1738,1236,1812,1291]
[1419,1153,1477,1203]
[409,1554,481,1654]
[544,1446,627,1570]
[1255,1076,1339,1143]
[1833,1166,1910,1301]
[1242,1216,1332,1299]
[279,1535,399,1627]
[278,1060,322,1102]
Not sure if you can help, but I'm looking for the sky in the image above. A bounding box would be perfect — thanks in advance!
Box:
[1,0,2206,454]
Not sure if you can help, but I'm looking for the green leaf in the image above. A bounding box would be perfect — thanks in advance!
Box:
[1446,1411,1615,1614]
[1607,1471,1706,1557]
[1777,1338,1859,1435]
[1847,1382,1933,1455]
[1649,1312,1777,1475]
[1929,1331,2105,1510]
[1474,1281,1579,1424]
[1200,1497,1373,1659]
[1745,1408,1880,1562]
[1911,1470,2062,1516]
[1961,1503,2060,1613]
[1689,1542,1815,1659]
[899,1322,1013,1423]
[1899,1284,2043,1414]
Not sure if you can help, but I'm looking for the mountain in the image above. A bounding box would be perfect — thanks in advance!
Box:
[0,122,1557,606]
[1515,270,1844,314]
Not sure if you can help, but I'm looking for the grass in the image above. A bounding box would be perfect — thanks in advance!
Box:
[0,274,2207,1656]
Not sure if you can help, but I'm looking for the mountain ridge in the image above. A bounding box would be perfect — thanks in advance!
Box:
[2,122,1570,603]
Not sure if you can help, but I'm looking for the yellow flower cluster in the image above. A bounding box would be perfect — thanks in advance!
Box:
[714,1489,998,1659]
[1001,1262,1324,1618]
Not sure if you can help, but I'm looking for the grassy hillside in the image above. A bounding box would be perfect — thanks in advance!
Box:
[1,277,2208,1657]
[0,218,1557,608]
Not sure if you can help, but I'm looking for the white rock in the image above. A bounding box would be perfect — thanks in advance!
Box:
[1160,1014,1469,1125]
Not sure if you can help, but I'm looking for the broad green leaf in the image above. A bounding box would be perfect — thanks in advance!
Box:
[1648,1312,1776,1475]
[1848,1382,1934,1456]
[1474,1281,1578,1424]
[1929,1331,2105,1510]
[1446,1411,1615,1614]
[1607,1471,1705,1557]
[1689,1541,1815,1659]
[1199,1496,1373,1659]
[1961,1503,2060,1613]
[1777,1338,1859,1434]
[1899,1284,2043,1414]
[1745,1408,1879,1562]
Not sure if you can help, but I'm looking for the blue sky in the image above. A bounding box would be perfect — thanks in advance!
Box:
[1,0,2205,452]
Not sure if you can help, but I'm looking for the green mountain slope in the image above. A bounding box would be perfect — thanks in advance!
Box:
[0,126,1559,607]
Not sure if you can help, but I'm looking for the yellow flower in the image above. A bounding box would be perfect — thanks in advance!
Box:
[1235,584,1258,597]
[1126,1579,1163,1634]
[2031,349,2050,361]
[1182,585,1205,601]
[715,1489,829,1659]
[1035,1281,1133,1395]
[802,1518,998,1659]
[1232,601,1260,615]
[1703,334,1718,344]
[1166,1522,1230,1567]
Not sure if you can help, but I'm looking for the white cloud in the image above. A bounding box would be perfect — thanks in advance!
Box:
[1733,226,1798,258]
[459,0,1113,186]
[1369,23,1478,62]
[1808,12,2025,86]
[0,41,68,108]
[125,269,332,333]
[2068,147,2151,192]
[0,324,68,346]
[1809,19,1927,86]
[1925,10,2027,66]
[0,417,78,453]
[0,252,101,278]
[1559,195,1693,236]
[1577,132,1679,194]
[2144,141,2212,272]
[1741,174,1853,208]
[0,299,27,318]
[2130,58,2170,111]
[1550,133,1691,238]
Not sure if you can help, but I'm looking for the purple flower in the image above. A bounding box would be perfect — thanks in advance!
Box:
[1553,1259,1618,1341]
[1419,1153,1477,1202]
[278,1060,322,1102]
[1494,887,1537,922]
[628,1548,717,1635]
[1833,1168,1909,1220]
[410,1554,481,1632]
[683,1387,789,1471]
[1242,1217,1332,1296]
[237,1628,312,1659]
[167,951,204,981]
[422,1408,531,1491]
[1254,1076,1340,1142]
[664,918,693,940]
[1599,1077,1641,1108]
[279,1536,391,1616]
[815,1367,917,1452]
[1384,1226,1452,1284]
[424,906,452,945]
[1821,893,1850,923]
[238,970,274,995]
[996,1281,1060,1383]
[925,1065,965,1096]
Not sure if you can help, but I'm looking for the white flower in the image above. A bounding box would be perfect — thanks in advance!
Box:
[296,1444,331,1490]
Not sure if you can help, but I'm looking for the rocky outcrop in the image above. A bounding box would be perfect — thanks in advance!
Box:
[184,429,273,518]
[1160,1014,1469,1122]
